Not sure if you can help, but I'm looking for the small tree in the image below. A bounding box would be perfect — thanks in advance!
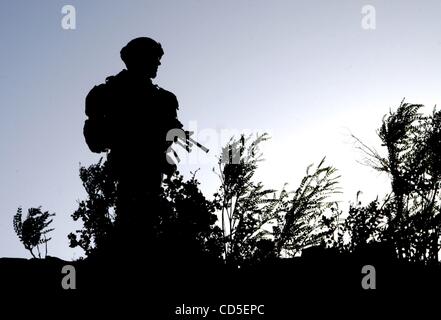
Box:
[13,206,55,258]
[352,100,441,263]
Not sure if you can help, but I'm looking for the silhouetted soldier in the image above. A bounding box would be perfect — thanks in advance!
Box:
[84,37,182,250]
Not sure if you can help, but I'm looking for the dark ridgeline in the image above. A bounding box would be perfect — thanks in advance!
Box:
[1,38,440,317]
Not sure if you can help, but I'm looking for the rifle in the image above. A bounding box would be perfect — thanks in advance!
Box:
[166,129,209,164]
[178,131,209,153]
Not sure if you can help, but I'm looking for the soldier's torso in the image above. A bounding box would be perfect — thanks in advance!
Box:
[105,70,178,157]
[101,70,180,183]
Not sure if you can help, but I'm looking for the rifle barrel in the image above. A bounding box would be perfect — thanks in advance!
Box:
[187,137,209,153]
[176,133,209,153]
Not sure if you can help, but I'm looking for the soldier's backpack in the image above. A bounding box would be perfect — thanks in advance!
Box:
[83,83,111,153]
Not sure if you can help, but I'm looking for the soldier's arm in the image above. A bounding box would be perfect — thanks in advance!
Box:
[157,87,183,129]
[169,91,183,129]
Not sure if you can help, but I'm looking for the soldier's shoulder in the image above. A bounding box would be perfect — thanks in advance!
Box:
[87,71,125,95]
[155,85,177,98]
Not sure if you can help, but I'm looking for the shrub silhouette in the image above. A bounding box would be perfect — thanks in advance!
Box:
[69,157,223,260]
[68,158,116,256]
[333,198,389,253]
[69,110,441,266]
[13,206,55,258]
[214,134,341,265]
[273,157,341,257]
[71,134,342,265]
[214,133,282,264]
[351,100,441,264]
[158,172,223,261]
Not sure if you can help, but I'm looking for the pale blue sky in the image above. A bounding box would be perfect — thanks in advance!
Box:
[1,0,441,259]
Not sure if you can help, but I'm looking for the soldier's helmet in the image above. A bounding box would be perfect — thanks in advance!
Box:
[120,37,164,66]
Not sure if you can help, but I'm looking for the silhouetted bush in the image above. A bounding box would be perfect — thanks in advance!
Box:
[13,206,55,258]
[350,100,441,264]
[273,157,341,257]
[158,172,224,261]
[214,134,341,265]
[68,102,441,266]
[68,158,116,256]
[69,157,223,261]
[332,198,389,253]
